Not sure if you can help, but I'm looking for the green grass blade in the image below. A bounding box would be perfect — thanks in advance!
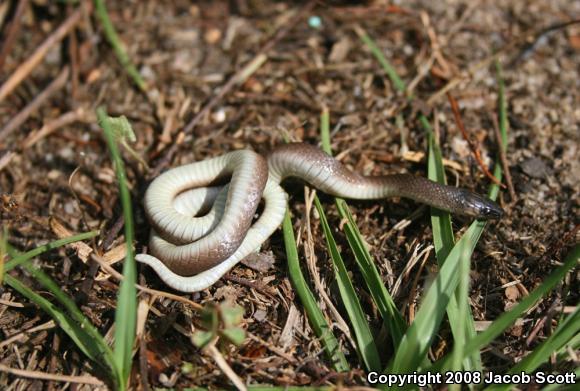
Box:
[432,243,580,374]
[98,107,137,388]
[449,241,471,391]
[3,229,118,380]
[389,230,481,375]
[496,61,508,147]
[319,109,406,348]
[4,231,98,272]
[313,196,381,372]
[540,369,579,391]
[335,200,407,346]
[282,210,349,371]
[360,32,483,365]
[357,28,406,94]
[0,226,7,285]
[5,274,116,376]
[94,0,147,92]
[423,117,482,372]
[423,118,454,260]
[484,303,580,391]
[19,264,118,373]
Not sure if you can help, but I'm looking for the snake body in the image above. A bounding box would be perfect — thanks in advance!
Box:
[136,143,503,292]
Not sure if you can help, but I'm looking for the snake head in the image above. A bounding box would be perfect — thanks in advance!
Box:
[459,189,504,220]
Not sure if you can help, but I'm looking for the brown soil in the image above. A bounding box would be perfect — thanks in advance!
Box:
[0,0,578,389]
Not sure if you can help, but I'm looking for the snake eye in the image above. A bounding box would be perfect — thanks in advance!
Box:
[479,203,504,219]
[459,189,504,220]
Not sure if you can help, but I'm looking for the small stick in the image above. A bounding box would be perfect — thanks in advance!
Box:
[205,342,247,391]
[0,320,56,349]
[89,253,203,311]
[0,0,29,70]
[223,274,277,299]
[0,6,83,102]
[22,107,87,149]
[101,213,125,251]
[447,92,504,187]
[525,298,560,347]
[419,11,453,79]
[405,246,432,323]
[0,363,104,386]
[0,67,70,140]
[246,332,298,364]
[0,150,16,172]
[491,112,516,201]
[47,332,61,391]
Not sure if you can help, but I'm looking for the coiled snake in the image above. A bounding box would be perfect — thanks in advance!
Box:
[136,143,503,292]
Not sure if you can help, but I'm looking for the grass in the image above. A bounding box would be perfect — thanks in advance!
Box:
[98,107,137,390]
[282,210,350,371]
[2,17,577,390]
[266,28,579,390]
[2,108,137,390]
[275,29,580,388]
[94,0,147,92]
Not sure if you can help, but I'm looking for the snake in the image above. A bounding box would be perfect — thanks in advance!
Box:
[135,143,503,292]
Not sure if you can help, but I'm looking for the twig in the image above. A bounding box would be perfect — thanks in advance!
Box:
[419,11,453,80]
[0,363,104,386]
[205,343,247,391]
[525,298,560,347]
[491,112,516,201]
[0,67,70,140]
[392,243,433,299]
[0,150,16,172]
[22,107,89,149]
[0,320,56,349]
[149,1,317,177]
[0,0,28,70]
[447,92,504,187]
[47,332,61,391]
[223,274,277,299]
[89,253,203,311]
[407,247,432,323]
[101,213,125,251]
[0,6,84,103]
[246,332,298,364]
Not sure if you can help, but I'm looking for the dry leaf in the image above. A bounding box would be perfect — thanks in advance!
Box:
[505,284,520,301]
[49,217,92,263]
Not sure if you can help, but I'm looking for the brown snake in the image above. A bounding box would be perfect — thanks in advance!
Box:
[136,143,503,292]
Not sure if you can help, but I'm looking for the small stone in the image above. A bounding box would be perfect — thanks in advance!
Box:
[505,285,520,301]
[204,28,222,44]
[241,251,275,272]
[212,108,226,123]
[329,37,351,63]
[520,157,551,178]
[253,309,267,322]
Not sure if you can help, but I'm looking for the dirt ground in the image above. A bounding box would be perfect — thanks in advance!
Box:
[0,0,579,389]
